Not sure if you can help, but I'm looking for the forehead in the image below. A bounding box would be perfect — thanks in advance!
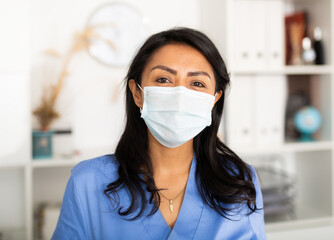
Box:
[143,43,214,73]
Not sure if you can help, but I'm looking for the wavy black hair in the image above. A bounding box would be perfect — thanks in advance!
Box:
[104,27,258,220]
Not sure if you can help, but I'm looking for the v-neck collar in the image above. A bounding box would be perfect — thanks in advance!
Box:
[142,154,204,240]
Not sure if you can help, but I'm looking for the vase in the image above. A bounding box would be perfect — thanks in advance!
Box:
[32,130,54,159]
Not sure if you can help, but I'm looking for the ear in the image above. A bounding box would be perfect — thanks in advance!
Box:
[129,79,143,108]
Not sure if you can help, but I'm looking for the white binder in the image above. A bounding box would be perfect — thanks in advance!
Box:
[227,75,287,148]
[251,0,267,69]
[266,0,284,68]
[232,0,284,70]
[227,75,256,148]
[255,75,287,147]
[233,0,253,69]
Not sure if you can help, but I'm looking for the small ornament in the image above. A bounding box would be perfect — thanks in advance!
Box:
[169,200,174,213]
[294,106,322,142]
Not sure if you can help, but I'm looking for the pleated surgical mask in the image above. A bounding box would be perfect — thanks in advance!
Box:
[137,84,216,148]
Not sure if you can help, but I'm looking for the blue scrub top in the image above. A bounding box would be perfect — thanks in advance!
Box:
[52,154,266,240]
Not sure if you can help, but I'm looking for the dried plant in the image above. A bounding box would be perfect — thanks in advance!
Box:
[33,25,116,130]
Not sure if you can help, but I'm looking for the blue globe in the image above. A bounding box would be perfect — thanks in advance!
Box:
[294,106,322,142]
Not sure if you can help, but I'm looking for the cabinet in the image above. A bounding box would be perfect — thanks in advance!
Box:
[201,0,334,236]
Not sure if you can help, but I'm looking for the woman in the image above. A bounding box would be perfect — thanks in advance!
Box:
[52,27,266,240]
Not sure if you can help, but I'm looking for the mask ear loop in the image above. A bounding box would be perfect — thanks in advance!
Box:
[136,83,144,112]
[136,83,144,92]
[212,92,219,109]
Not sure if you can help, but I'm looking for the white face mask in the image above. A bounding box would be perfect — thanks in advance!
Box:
[137,85,216,148]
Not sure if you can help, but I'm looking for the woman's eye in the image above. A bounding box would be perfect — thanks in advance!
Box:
[193,81,205,88]
[156,77,170,83]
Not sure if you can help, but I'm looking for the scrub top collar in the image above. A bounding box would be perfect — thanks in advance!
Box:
[141,154,204,240]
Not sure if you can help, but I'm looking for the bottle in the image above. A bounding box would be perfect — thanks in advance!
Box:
[314,27,325,65]
[302,37,316,65]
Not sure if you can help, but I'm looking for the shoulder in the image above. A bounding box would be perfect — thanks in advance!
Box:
[71,154,120,185]
[241,164,263,209]
[222,157,259,184]
[247,164,260,186]
[246,165,266,239]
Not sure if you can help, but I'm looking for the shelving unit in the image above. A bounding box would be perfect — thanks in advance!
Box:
[0,153,98,240]
[201,0,334,236]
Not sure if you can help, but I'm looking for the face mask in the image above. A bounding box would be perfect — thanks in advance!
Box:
[137,85,216,148]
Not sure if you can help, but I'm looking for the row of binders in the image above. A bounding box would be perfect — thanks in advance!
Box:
[226,75,287,148]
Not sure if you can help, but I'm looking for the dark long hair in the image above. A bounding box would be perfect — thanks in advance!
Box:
[104,27,258,219]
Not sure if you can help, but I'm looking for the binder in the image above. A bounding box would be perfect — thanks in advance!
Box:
[251,0,267,69]
[232,0,284,70]
[266,0,284,68]
[233,0,253,69]
[227,75,286,148]
[227,75,256,147]
[255,75,287,146]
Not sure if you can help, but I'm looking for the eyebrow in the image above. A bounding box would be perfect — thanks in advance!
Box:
[150,65,211,79]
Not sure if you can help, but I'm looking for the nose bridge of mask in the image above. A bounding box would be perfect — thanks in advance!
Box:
[137,83,216,99]
[141,86,215,119]
[136,84,216,114]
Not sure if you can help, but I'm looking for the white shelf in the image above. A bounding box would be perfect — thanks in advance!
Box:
[232,141,333,156]
[0,156,83,170]
[30,151,107,168]
[232,65,333,75]
[266,218,334,240]
[266,216,334,233]
[30,155,83,168]
[283,65,333,75]
[31,156,82,169]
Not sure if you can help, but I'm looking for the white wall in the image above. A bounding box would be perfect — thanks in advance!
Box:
[0,0,31,163]
[30,0,201,157]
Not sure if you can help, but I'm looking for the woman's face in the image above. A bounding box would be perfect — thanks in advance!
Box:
[129,43,222,108]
